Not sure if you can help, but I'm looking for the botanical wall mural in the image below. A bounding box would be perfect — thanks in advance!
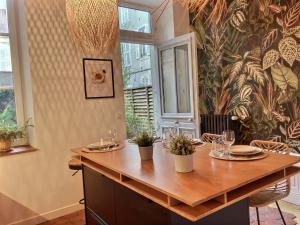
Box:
[191,0,300,153]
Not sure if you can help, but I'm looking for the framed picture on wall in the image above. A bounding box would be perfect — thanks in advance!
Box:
[83,58,115,99]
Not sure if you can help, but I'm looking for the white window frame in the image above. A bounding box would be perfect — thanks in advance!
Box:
[118,2,154,45]
[1,0,26,143]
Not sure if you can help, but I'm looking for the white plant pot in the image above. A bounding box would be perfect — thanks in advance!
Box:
[139,146,153,160]
[174,154,193,173]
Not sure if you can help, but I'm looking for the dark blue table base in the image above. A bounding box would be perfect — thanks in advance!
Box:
[83,165,250,225]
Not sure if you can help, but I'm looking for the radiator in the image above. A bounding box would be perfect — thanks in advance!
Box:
[200,114,241,138]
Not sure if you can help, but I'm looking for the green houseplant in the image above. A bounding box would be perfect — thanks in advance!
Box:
[170,135,195,173]
[0,120,32,152]
[133,132,156,160]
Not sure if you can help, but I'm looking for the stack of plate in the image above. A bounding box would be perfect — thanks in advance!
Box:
[83,141,122,153]
[209,145,267,161]
[229,145,263,156]
[87,141,117,150]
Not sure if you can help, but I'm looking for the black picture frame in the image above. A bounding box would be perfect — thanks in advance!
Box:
[83,58,115,99]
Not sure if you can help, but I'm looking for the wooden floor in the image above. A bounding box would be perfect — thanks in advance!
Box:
[39,211,84,225]
[39,204,298,225]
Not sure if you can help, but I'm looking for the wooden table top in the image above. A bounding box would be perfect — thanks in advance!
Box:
[73,142,300,205]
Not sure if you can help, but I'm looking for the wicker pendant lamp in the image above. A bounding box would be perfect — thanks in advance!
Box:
[66,0,118,55]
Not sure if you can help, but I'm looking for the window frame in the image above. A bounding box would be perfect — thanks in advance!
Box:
[1,0,26,143]
[118,2,154,45]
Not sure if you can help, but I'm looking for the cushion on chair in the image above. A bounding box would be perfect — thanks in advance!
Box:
[68,157,82,171]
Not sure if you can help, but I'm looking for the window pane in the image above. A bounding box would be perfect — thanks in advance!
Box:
[118,7,151,33]
[0,36,16,125]
[161,49,177,113]
[121,43,152,89]
[0,89,16,125]
[0,0,9,33]
[121,42,154,138]
[0,36,12,72]
[175,45,191,113]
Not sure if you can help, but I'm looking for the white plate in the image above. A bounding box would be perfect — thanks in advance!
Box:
[209,151,268,161]
[230,148,263,156]
[83,143,124,153]
[86,141,116,150]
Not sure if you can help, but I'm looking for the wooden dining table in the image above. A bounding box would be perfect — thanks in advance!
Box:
[72,141,300,225]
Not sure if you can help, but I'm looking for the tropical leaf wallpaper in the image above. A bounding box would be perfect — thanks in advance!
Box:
[191,0,300,153]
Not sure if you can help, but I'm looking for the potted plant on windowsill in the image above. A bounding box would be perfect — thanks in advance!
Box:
[133,132,156,161]
[170,135,195,173]
[0,120,33,152]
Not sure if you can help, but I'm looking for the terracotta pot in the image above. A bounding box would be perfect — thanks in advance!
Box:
[139,146,153,160]
[174,154,193,173]
[0,140,12,152]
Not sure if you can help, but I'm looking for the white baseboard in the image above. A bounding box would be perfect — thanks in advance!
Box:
[8,203,84,225]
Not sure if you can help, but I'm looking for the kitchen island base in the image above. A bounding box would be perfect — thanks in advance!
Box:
[83,165,250,225]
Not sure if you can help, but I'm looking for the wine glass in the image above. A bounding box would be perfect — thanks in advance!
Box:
[108,129,117,143]
[222,130,235,156]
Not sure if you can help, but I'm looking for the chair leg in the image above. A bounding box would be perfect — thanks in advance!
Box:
[256,207,261,225]
[276,201,287,225]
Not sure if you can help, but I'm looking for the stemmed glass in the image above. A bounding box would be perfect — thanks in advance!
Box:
[108,129,117,143]
[222,130,235,156]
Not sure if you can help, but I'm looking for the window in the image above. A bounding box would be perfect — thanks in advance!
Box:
[118,6,151,33]
[160,44,191,114]
[0,0,24,127]
[122,43,152,89]
[121,43,131,67]
[119,5,155,137]
[134,26,150,59]
[118,7,129,26]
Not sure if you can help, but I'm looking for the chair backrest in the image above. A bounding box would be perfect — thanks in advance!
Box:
[201,133,222,143]
[250,140,289,154]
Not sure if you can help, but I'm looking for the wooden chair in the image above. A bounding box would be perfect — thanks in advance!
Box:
[249,140,290,225]
[201,133,222,143]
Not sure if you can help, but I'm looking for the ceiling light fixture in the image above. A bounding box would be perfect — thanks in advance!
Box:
[66,0,118,55]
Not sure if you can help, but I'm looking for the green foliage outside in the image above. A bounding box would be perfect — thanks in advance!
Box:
[170,135,195,155]
[0,89,16,126]
[124,98,154,138]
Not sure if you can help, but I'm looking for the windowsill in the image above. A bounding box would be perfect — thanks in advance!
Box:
[0,145,38,157]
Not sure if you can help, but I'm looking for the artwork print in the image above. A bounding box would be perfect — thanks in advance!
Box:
[83,58,115,99]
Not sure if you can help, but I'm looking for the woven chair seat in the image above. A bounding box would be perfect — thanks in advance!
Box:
[249,188,289,207]
[249,140,290,209]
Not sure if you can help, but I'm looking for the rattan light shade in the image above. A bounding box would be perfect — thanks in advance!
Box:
[66,0,118,55]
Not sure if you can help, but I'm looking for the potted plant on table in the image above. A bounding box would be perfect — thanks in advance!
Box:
[170,135,195,173]
[0,120,32,152]
[133,132,156,160]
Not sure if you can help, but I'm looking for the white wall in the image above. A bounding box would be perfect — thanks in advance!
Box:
[0,0,126,224]
[153,0,189,43]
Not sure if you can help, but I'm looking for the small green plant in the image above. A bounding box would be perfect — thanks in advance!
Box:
[0,119,33,142]
[170,135,195,155]
[133,132,156,147]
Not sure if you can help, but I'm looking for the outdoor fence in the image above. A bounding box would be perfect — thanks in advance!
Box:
[124,86,154,136]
